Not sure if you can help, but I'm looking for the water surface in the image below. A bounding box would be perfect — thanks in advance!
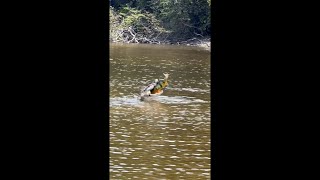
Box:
[110,43,211,179]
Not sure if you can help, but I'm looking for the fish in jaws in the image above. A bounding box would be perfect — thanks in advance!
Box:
[151,73,170,94]
[140,73,170,99]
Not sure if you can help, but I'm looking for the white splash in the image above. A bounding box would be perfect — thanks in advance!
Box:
[110,95,209,107]
[168,87,210,93]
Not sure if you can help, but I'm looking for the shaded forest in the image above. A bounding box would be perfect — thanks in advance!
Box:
[110,0,211,45]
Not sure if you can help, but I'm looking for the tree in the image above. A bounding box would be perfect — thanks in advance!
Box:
[110,0,211,42]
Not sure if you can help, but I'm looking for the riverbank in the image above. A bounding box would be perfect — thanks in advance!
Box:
[110,37,211,51]
[177,37,211,51]
[109,4,211,52]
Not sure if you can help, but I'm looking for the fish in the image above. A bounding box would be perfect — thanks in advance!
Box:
[139,73,170,100]
[150,73,170,94]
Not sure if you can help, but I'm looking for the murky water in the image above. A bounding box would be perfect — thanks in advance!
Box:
[110,43,211,179]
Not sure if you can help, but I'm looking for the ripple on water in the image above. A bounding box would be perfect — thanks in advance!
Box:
[110,95,209,108]
[110,95,143,107]
[168,87,210,93]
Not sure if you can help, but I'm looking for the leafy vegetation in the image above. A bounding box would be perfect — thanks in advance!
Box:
[110,0,211,44]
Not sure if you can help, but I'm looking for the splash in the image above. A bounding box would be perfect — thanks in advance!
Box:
[110,95,143,107]
[168,87,210,93]
[110,95,209,107]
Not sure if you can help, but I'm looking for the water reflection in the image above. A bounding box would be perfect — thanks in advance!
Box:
[110,43,211,179]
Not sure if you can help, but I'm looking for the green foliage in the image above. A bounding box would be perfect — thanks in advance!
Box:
[119,6,145,27]
[150,0,210,39]
[110,0,211,41]
[109,5,169,43]
[117,6,167,33]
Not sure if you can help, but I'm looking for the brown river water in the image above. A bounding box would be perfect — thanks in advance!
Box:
[110,43,211,179]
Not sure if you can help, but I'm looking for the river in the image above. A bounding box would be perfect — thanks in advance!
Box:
[110,43,211,179]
